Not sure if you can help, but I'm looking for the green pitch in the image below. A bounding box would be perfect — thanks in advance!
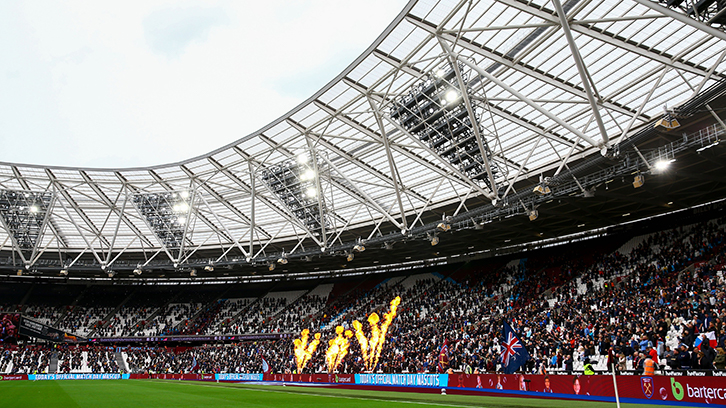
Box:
[0,380,669,408]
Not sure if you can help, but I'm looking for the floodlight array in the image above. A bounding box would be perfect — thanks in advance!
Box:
[132,191,192,251]
[0,189,53,260]
[390,64,498,191]
[261,159,330,237]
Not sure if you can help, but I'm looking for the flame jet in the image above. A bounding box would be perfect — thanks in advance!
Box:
[352,296,401,372]
[293,329,321,373]
[325,326,353,372]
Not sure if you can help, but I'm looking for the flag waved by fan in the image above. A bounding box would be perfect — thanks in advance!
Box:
[500,320,530,374]
[694,331,717,350]
[437,339,449,373]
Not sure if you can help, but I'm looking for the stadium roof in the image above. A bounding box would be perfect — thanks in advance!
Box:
[1,0,726,280]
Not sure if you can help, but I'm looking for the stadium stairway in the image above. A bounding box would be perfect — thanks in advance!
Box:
[18,283,34,314]
[88,288,138,338]
[53,285,91,327]
[115,352,128,372]
[324,276,406,330]
[49,352,58,373]
[133,289,185,335]
[217,287,272,333]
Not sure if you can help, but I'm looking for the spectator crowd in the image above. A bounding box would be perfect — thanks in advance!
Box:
[1,217,725,376]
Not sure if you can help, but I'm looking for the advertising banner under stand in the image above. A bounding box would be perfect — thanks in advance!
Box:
[0,375,27,381]
[18,316,85,343]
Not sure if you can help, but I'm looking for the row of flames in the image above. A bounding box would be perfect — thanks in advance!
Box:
[293,296,401,373]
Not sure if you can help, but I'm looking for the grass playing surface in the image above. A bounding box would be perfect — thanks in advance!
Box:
[0,380,673,408]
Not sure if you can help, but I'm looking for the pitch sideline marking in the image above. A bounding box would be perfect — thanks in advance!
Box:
[154,379,486,408]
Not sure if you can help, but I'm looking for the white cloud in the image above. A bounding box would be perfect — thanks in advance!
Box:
[144,6,229,58]
[0,0,407,168]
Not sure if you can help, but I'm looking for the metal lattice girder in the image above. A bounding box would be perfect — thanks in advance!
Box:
[0,0,724,273]
[0,189,54,265]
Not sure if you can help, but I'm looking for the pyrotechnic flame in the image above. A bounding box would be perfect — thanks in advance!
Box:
[352,320,369,365]
[352,296,401,372]
[293,329,321,373]
[325,326,354,372]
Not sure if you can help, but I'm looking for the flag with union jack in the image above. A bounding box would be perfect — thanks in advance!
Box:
[501,321,530,374]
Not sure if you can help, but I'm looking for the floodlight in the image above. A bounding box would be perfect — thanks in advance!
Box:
[654,159,673,171]
[353,244,365,253]
[633,174,645,188]
[29,205,39,213]
[306,187,317,198]
[389,63,498,191]
[190,269,197,277]
[436,222,451,232]
[431,235,440,246]
[533,185,551,196]
[60,269,68,276]
[180,191,190,199]
[654,116,680,130]
[133,268,142,276]
[443,89,458,104]
[528,210,538,221]
[204,265,214,272]
[297,154,309,164]
[133,192,191,252]
[278,257,288,265]
[268,263,276,271]
[301,169,316,181]
[107,270,115,278]
[346,252,354,262]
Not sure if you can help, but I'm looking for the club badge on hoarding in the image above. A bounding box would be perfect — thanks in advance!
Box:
[641,377,654,399]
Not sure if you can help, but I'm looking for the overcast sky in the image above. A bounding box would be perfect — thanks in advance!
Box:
[0,0,407,169]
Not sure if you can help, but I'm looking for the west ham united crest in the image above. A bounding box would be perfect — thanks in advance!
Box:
[641,377,654,399]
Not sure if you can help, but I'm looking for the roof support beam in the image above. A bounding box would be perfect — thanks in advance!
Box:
[45,170,111,250]
[286,120,404,231]
[441,40,500,196]
[343,79,497,200]
[180,166,250,259]
[367,95,409,230]
[210,153,324,249]
[79,171,154,248]
[494,0,718,78]
[303,136,330,248]
[248,161,256,259]
[313,100,439,203]
[632,0,726,43]
[454,51,602,149]
[12,166,69,249]
[406,15,648,122]
[552,0,609,149]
